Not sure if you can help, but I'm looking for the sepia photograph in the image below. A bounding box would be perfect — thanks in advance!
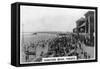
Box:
[19,4,96,64]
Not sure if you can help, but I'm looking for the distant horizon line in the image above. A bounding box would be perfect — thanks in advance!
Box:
[21,31,73,33]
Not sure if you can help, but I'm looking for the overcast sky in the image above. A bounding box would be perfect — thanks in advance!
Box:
[20,5,94,33]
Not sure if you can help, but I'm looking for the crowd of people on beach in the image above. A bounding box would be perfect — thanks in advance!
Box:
[23,34,92,62]
[46,34,91,59]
